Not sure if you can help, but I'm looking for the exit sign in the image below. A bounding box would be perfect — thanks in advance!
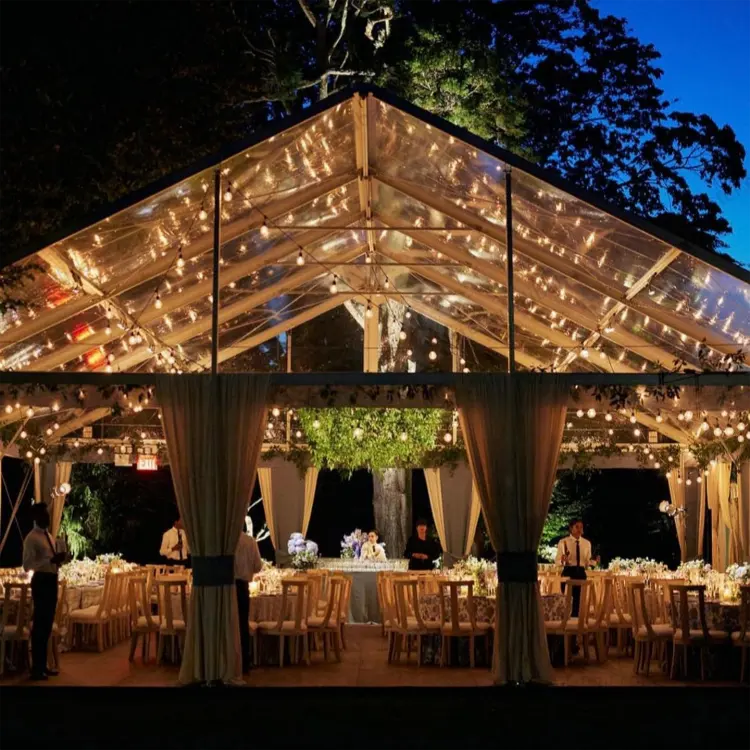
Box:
[136,454,158,471]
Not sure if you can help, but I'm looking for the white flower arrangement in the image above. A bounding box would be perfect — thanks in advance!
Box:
[447,556,498,596]
[676,559,712,584]
[726,562,750,584]
[538,545,558,563]
[607,557,669,579]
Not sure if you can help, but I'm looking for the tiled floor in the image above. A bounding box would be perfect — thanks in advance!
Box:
[0,625,742,687]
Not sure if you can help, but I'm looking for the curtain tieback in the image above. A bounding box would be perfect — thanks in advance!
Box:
[496,551,537,583]
[192,555,235,587]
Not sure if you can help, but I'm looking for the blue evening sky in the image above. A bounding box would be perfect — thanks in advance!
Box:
[594,0,750,266]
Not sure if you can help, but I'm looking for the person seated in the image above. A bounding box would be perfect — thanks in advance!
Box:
[360,530,387,562]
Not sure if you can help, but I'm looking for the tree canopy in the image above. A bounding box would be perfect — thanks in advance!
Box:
[1,0,745,260]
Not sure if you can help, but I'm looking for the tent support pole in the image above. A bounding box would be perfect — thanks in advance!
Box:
[504,168,516,374]
[211,168,222,376]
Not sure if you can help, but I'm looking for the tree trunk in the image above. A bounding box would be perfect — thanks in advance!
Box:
[372,468,410,559]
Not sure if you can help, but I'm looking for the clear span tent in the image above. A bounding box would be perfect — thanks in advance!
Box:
[1,85,749,452]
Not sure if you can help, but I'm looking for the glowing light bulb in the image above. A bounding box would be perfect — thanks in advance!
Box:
[224,187,233,202]
[428,351,437,361]
[725,426,735,437]
[34,457,40,465]
[20,430,27,439]
[260,221,270,239]
[25,407,34,418]
[330,276,338,294]
[684,410,693,420]
[443,432,453,443]
[154,294,163,310]
[353,427,364,439]
[399,331,407,341]
[365,304,373,319]
[633,428,641,437]
[405,311,412,319]
[199,209,208,221]
[296,251,305,266]
[630,414,637,424]
[97,447,103,455]
[576,410,584,418]
[312,420,321,430]
[51,402,60,412]
[407,349,413,357]
[272,407,280,417]
[586,408,596,419]
[605,412,613,422]
[400,432,408,441]
[714,427,722,437]
[39,448,46,456]
[654,462,660,469]
[4,405,12,414]
[25,450,33,459]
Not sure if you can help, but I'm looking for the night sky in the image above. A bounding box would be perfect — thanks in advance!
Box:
[595,0,750,264]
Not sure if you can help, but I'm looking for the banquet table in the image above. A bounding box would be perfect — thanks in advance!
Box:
[666,597,741,633]
[416,593,565,666]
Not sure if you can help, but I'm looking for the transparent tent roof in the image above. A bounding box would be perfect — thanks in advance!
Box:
[2,86,748,388]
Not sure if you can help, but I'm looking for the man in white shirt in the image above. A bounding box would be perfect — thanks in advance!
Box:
[23,504,66,680]
[360,530,387,562]
[160,517,189,564]
[235,527,263,674]
[555,519,597,616]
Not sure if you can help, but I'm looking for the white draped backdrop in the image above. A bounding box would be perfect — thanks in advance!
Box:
[423,462,481,568]
[258,458,319,565]
[158,374,268,685]
[456,373,568,685]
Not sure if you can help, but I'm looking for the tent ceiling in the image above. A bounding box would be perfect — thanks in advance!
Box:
[1,88,748,383]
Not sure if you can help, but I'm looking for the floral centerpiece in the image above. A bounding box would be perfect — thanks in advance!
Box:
[607,557,669,579]
[288,533,319,570]
[726,563,750,584]
[538,545,558,564]
[59,553,137,586]
[253,561,297,594]
[447,556,497,597]
[676,559,712,584]
[340,529,368,559]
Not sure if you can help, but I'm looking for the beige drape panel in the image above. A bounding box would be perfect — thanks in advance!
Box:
[456,374,567,685]
[158,374,268,685]
[707,460,732,571]
[258,457,317,564]
[34,460,73,536]
[257,467,275,547]
[302,467,319,537]
[739,462,750,563]
[666,454,687,563]
[424,462,481,567]
[697,479,707,558]
[727,481,742,564]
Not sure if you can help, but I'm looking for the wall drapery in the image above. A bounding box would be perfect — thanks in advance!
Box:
[423,462,481,567]
[158,374,268,685]
[258,457,319,565]
[34,459,73,537]
[456,373,567,685]
[666,454,688,563]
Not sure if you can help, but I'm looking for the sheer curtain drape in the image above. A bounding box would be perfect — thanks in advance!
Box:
[258,458,318,564]
[158,374,268,684]
[456,374,567,684]
[667,456,688,562]
[424,463,481,567]
[36,460,73,537]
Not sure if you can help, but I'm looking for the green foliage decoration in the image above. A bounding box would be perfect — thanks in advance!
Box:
[297,408,444,472]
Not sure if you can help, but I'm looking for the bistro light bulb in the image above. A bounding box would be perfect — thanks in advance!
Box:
[608,428,614,436]
[659,500,670,513]
[444,432,453,443]
[4,404,12,414]
[581,348,589,359]
[329,276,338,294]
[40,448,46,456]
[739,435,745,443]
[51,402,60,412]
[604,412,612,422]
[630,413,637,424]
[460,358,466,366]
[260,220,270,239]
[428,350,437,361]
[20,430,27,439]
[697,475,703,482]
[296,250,305,266]
[73,440,80,448]
[724,426,735,437]
[97,447,103,455]
[272,407,280,417]
[154,294,163,309]
[714,427,723,437]
[431,337,438,345]
[199,208,208,221]
[295,430,302,439]
[654,462,660,469]
[25,450,33,459]
[312,419,321,429]
[686,479,692,486]
[400,432,408,441]
[365,253,372,264]
[576,409,584,418]
[224,186,233,202]
[633,428,641,437]
[140,432,147,439]
[34,457,40,465]
[405,311,412,319]
[177,249,185,269]
[701,421,710,432]
[684,410,693,420]
[738,422,746,432]
[25,407,34,418]
[365,304,373,319]
[586,408,596,419]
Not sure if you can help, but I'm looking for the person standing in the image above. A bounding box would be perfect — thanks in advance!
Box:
[555,519,598,616]
[403,519,441,571]
[160,516,189,564]
[23,504,65,680]
[235,527,263,674]
[360,529,387,562]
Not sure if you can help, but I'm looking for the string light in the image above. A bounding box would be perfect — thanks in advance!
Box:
[224,184,233,202]
[329,275,338,294]
[399,331,407,340]
[272,407,281,417]
[586,408,596,418]
[428,351,437,361]
[576,410,584,418]
[154,293,163,310]
[605,412,613,422]
[296,250,305,266]
[198,208,208,221]
[365,304,373,319]
[20,430,27,439]
[443,432,453,443]
[260,220,270,239]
